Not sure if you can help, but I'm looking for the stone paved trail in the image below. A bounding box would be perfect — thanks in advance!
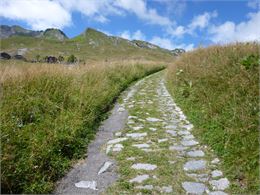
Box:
[56,71,230,195]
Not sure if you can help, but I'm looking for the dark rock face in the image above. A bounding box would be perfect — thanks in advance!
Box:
[0,25,68,41]
[13,54,26,61]
[45,56,58,63]
[0,52,11,59]
[171,48,186,56]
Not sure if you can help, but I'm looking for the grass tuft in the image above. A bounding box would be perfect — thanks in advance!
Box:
[166,42,259,194]
[0,61,164,194]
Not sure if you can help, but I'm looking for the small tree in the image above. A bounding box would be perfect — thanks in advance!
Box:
[58,55,64,63]
[67,54,77,63]
[36,54,41,62]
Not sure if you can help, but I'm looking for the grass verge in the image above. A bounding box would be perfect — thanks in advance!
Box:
[166,42,259,194]
[0,61,164,194]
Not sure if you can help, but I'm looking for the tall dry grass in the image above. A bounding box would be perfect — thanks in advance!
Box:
[166,42,259,194]
[0,60,165,194]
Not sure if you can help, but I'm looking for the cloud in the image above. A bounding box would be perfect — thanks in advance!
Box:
[189,11,217,30]
[247,0,260,10]
[0,0,71,30]
[209,11,260,43]
[0,0,173,29]
[114,0,172,26]
[150,36,194,51]
[119,30,146,40]
[167,11,217,37]
[154,0,187,17]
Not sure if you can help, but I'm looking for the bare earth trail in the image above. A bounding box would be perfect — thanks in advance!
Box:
[55,71,230,195]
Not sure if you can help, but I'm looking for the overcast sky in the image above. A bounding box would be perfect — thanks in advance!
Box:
[0,0,260,50]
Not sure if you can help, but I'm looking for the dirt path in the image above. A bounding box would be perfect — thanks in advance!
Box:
[55,71,230,195]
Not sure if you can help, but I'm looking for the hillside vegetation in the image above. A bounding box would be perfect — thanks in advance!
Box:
[166,43,259,194]
[0,61,165,193]
[1,27,174,63]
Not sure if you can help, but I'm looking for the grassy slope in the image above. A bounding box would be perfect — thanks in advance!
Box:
[0,29,174,63]
[1,62,165,194]
[166,43,259,194]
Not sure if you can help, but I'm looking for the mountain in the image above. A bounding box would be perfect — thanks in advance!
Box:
[0,25,68,41]
[0,25,176,62]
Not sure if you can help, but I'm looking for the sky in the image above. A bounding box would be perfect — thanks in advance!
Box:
[0,0,260,51]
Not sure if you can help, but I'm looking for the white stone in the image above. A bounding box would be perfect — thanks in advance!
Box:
[170,145,188,151]
[178,130,190,135]
[106,145,113,154]
[126,157,136,161]
[182,182,207,194]
[98,161,112,175]
[209,178,230,190]
[133,143,150,148]
[183,160,206,171]
[129,174,149,183]
[128,115,138,119]
[131,163,157,170]
[169,161,176,164]
[158,138,168,143]
[146,117,162,122]
[186,173,208,182]
[126,132,147,138]
[117,107,125,112]
[112,144,124,152]
[166,130,177,136]
[141,148,153,152]
[211,158,220,164]
[128,120,135,124]
[181,140,199,146]
[211,170,223,178]
[75,181,97,190]
[183,124,194,130]
[115,132,122,137]
[165,125,177,129]
[132,126,143,131]
[208,191,228,195]
[149,127,157,131]
[183,134,195,140]
[161,186,173,193]
[135,185,153,190]
[186,150,205,157]
[107,137,128,145]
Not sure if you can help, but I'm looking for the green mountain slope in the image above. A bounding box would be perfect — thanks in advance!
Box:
[0,26,174,63]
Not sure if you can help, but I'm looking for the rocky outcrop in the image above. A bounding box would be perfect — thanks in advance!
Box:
[171,48,186,56]
[0,25,68,41]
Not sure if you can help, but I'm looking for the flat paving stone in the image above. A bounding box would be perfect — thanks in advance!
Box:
[149,127,157,131]
[181,139,199,146]
[98,161,113,175]
[170,145,188,151]
[135,185,153,190]
[211,158,220,164]
[146,117,162,122]
[107,137,128,144]
[184,160,206,171]
[158,138,168,143]
[75,181,97,190]
[161,186,173,193]
[183,134,195,140]
[112,144,123,152]
[132,143,150,148]
[209,178,230,190]
[132,126,143,131]
[130,175,149,183]
[186,173,209,182]
[166,130,177,136]
[211,170,223,178]
[126,132,147,138]
[186,150,205,157]
[178,130,190,135]
[208,191,228,195]
[182,181,207,194]
[131,163,157,170]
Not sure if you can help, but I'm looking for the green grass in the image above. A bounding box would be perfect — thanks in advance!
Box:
[0,28,174,63]
[166,42,259,194]
[0,62,164,194]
